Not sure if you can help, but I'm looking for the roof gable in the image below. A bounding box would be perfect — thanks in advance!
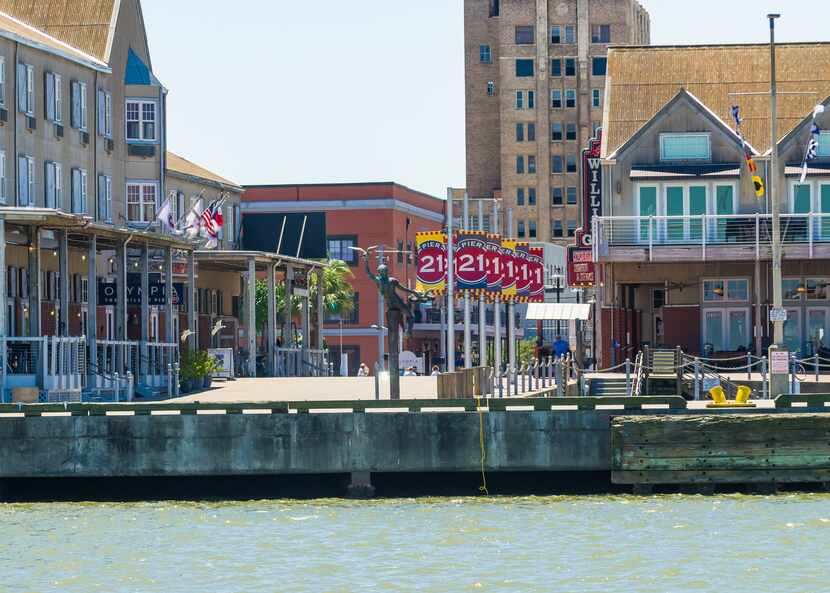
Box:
[606,88,751,160]
[605,43,830,157]
[0,0,118,61]
[124,47,159,85]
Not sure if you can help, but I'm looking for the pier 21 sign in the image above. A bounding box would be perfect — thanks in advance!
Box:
[454,231,488,292]
[579,129,602,249]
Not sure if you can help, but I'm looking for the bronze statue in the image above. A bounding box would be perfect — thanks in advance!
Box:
[362,250,432,400]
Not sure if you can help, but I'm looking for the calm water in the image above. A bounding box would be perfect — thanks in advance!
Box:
[2,494,830,593]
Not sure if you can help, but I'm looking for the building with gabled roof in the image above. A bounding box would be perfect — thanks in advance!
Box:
[592,42,830,370]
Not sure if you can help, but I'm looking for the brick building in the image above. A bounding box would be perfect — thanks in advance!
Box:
[242,182,445,375]
[465,0,649,245]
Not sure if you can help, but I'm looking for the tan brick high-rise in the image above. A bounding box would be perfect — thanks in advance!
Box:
[465,0,650,244]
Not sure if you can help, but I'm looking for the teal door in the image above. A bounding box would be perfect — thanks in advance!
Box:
[793,184,811,242]
[689,186,707,241]
[666,186,684,241]
[716,185,734,242]
[821,184,830,239]
[639,187,657,242]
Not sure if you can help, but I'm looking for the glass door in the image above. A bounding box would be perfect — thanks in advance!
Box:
[715,185,734,242]
[638,186,657,243]
[703,310,725,352]
[820,184,830,240]
[807,308,830,354]
[793,184,811,242]
[784,308,802,355]
[689,186,707,241]
[666,186,685,242]
[727,310,750,351]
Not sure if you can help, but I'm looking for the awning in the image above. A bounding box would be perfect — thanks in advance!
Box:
[526,303,591,321]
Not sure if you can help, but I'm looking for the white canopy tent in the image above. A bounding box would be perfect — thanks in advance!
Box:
[526,303,591,321]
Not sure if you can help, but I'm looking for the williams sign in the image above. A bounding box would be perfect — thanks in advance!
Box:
[578,129,602,248]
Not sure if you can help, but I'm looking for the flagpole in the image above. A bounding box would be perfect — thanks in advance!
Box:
[768,13,784,347]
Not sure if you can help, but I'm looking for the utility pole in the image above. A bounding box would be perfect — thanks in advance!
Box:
[507,208,517,379]
[492,199,502,380]
[478,200,486,368]
[769,13,784,347]
[446,188,456,372]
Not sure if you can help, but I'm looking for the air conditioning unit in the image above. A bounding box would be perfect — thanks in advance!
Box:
[26,116,36,130]
[106,138,114,153]
[128,144,156,158]
[55,124,64,138]
[0,108,7,123]
[80,131,90,145]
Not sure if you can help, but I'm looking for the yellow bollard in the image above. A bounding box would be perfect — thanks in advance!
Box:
[708,386,727,404]
[736,385,752,404]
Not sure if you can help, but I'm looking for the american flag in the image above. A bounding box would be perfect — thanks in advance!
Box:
[200,198,225,239]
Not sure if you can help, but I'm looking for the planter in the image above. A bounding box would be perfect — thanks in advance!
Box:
[180,379,193,393]
[203,376,212,389]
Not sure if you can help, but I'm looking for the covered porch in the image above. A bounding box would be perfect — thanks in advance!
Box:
[194,250,329,378]
[0,208,193,402]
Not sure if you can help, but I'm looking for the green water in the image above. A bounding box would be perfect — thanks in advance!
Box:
[2,494,829,592]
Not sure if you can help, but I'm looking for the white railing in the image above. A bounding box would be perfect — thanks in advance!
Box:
[274,348,330,377]
[595,213,830,260]
[94,340,139,381]
[1,336,86,402]
[143,342,179,390]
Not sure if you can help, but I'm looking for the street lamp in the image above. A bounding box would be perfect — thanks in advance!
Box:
[371,324,387,370]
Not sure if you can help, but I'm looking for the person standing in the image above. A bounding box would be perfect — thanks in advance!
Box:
[553,336,570,359]
[357,363,370,377]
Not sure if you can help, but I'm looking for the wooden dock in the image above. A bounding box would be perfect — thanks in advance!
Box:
[612,410,830,491]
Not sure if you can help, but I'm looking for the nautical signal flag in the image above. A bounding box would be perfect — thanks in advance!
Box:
[753,175,765,198]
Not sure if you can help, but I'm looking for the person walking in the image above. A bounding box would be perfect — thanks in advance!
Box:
[553,335,571,359]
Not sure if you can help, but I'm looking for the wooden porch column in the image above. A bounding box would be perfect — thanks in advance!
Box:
[246,257,257,377]
[283,265,294,347]
[266,263,276,375]
[140,242,149,378]
[164,247,174,344]
[0,219,6,339]
[58,230,70,336]
[301,295,310,354]
[115,241,127,343]
[316,267,325,351]
[27,226,41,337]
[87,235,97,384]
[187,250,197,352]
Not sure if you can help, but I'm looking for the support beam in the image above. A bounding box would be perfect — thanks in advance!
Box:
[284,265,294,348]
[140,243,149,378]
[187,250,196,352]
[27,227,40,337]
[246,257,257,377]
[164,248,174,344]
[58,231,70,337]
[266,263,276,375]
[0,221,5,396]
[301,296,310,354]
[116,242,127,343]
[87,235,97,385]
[316,267,325,352]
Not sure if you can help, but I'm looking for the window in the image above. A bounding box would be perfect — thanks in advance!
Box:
[17,155,34,206]
[551,155,563,173]
[71,81,87,130]
[479,44,492,63]
[516,91,524,110]
[17,62,34,115]
[565,25,576,44]
[592,88,602,108]
[806,278,830,300]
[551,58,561,77]
[551,25,561,44]
[328,236,358,264]
[818,131,830,157]
[126,100,157,141]
[515,25,534,44]
[565,58,576,76]
[527,155,536,174]
[566,154,577,173]
[397,240,404,264]
[0,151,6,203]
[529,220,537,238]
[515,59,534,77]
[516,123,524,142]
[528,187,536,206]
[489,0,499,18]
[97,175,112,222]
[45,162,62,209]
[126,182,157,222]
[45,72,62,123]
[567,220,577,237]
[517,221,526,238]
[527,122,535,142]
[553,220,563,237]
[551,122,563,141]
[71,168,88,214]
[551,89,562,109]
[516,155,525,174]
[527,91,535,109]
[567,186,577,204]
[566,123,577,141]
[591,25,611,43]
[592,121,602,136]
[552,187,563,206]
[704,309,751,352]
[515,90,534,110]
[565,89,576,108]
[703,279,749,302]
[517,187,525,206]
[784,279,803,301]
[97,89,112,137]
[592,57,608,76]
[660,133,711,161]
[487,81,495,96]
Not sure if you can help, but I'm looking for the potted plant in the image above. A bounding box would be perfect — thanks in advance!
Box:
[179,350,200,393]
[200,352,221,389]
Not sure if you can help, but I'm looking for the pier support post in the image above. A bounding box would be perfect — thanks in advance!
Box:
[632,484,653,496]
[347,471,375,499]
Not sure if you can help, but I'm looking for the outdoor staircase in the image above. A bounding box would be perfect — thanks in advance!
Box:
[589,377,630,396]
[645,348,683,396]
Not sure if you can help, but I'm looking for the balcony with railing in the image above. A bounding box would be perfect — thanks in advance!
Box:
[593,213,830,263]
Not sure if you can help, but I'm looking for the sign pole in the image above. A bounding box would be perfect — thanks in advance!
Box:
[477,200,486,368]
[493,200,502,382]
[446,189,456,372]
[463,192,472,368]
[507,208,516,379]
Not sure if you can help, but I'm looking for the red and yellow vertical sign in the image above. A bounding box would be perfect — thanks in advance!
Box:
[415,231,447,294]
[500,239,517,301]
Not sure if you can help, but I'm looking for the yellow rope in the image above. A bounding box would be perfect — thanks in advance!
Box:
[475,395,489,496]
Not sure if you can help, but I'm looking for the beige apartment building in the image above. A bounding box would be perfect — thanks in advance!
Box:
[465,0,649,244]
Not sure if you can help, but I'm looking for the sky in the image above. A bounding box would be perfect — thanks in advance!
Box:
[142,0,829,199]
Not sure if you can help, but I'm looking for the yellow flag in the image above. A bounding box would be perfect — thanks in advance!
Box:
[753,175,765,198]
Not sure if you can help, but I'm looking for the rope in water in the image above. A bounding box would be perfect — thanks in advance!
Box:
[475,395,489,496]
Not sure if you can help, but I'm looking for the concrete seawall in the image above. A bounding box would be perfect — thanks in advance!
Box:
[0,411,613,478]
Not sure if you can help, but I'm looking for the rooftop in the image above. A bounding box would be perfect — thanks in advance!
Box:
[603,42,830,158]
[166,151,242,192]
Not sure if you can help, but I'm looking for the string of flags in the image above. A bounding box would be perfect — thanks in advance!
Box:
[156,190,227,249]
[800,104,825,183]
[731,105,765,198]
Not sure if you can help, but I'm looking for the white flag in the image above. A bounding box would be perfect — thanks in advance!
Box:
[156,196,177,233]
[184,198,204,240]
